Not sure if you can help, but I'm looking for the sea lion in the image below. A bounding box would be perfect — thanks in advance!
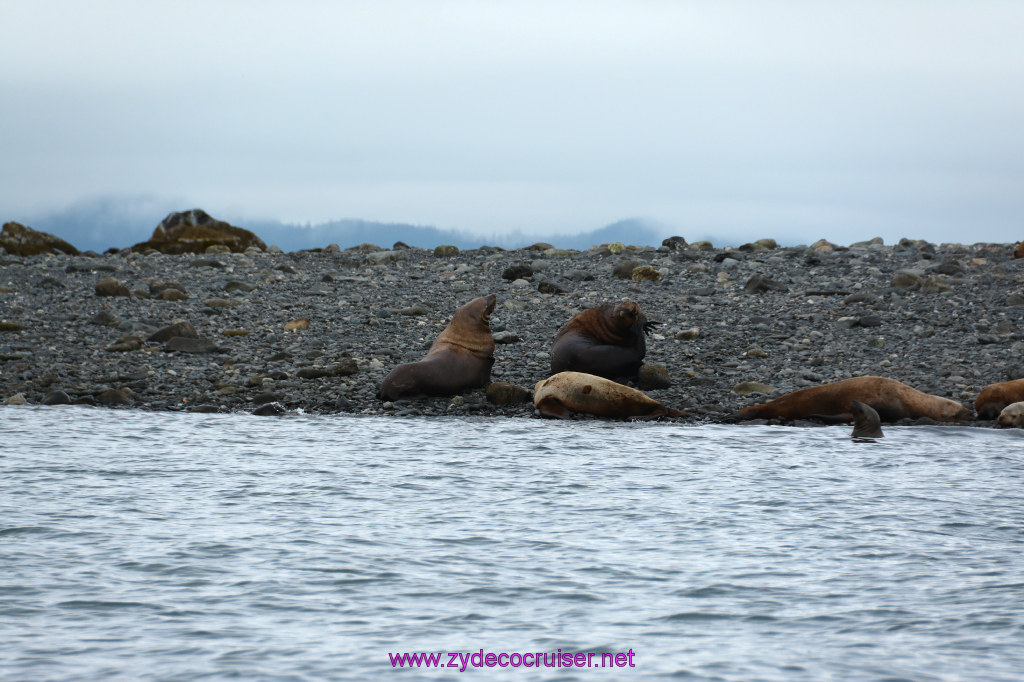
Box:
[378,294,497,401]
[733,376,971,423]
[975,378,1024,420]
[997,401,1024,428]
[850,400,884,438]
[533,371,687,419]
[550,300,656,380]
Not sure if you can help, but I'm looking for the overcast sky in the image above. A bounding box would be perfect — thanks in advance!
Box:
[2,1,1023,245]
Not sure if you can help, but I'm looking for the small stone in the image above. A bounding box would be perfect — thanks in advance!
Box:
[285,317,310,331]
[96,389,133,406]
[213,385,239,396]
[637,364,671,390]
[149,321,198,343]
[165,337,218,353]
[537,280,567,294]
[206,244,232,254]
[631,265,663,282]
[156,288,188,301]
[501,264,534,280]
[42,390,72,406]
[224,280,257,293]
[612,259,641,279]
[95,277,130,297]
[733,381,776,395]
[493,331,523,344]
[222,329,251,336]
[837,316,859,329]
[744,274,788,294]
[867,336,885,348]
[149,280,188,298]
[661,236,687,251]
[742,348,769,359]
[891,271,922,289]
[0,321,26,332]
[252,402,288,416]
[486,381,532,405]
[5,392,27,405]
[297,367,333,379]
[253,391,281,405]
[858,315,883,327]
[334,359,359,376]
[105,334,145,352]
[920,275,952,294]
[676,327,700,340]
[688,241,713,251]
[433,245,460,257]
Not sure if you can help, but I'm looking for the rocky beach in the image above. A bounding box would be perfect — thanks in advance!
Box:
[2,213,1023,425]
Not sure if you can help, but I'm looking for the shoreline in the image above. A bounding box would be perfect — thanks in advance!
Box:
[2,238,1022,427]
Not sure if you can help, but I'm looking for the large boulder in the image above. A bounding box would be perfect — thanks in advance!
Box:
[0,222,79,256]
[130,209,266,254]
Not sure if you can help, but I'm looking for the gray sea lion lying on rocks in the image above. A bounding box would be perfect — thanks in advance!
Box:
[534,371,686,419]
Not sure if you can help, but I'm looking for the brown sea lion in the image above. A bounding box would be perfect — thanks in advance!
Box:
[997,401,1024,428]
[975,378,1024,420]
[733,376,971,423]
[850,400,884,438]
[533,371,687,419]
[378,294,497,401]
[550,300,656,380]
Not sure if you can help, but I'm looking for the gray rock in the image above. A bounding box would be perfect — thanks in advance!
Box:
[165,337,218,353]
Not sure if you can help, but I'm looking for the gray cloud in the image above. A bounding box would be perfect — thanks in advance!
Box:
[3,1,1023,246]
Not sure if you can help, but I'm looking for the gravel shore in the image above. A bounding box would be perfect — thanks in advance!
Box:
[2,238,1022,424]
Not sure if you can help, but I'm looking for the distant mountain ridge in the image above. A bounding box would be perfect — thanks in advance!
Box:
[10,197,679,253]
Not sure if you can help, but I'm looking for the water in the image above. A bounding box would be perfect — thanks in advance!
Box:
[2,406,1023,681]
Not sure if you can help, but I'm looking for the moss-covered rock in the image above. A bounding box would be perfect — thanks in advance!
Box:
[130,209,266,255]
[0,222,79,256]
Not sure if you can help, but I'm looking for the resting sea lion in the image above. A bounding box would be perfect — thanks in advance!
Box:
[534,371,687,419]
[975,378,1024,420]
[997,401,1024,428]
[733,376,971,423]
[550,300,656,380]
[850,400,883,438]
[378,294,496,401]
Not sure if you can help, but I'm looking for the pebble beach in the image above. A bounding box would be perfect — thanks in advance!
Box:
[2,233,1023,424]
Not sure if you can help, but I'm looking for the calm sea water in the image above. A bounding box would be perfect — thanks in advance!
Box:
[2,406,1023,681]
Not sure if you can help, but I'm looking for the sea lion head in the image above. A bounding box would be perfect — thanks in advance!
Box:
[610,300,640,330]
[430,294,497,358]
[850,400,884,438]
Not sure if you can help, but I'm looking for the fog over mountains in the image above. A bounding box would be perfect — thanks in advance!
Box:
[10,196,694,253]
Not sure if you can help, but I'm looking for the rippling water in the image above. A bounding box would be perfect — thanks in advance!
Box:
[2,406,1023,681]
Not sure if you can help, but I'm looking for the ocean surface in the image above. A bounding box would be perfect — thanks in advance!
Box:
[2,406,1023,681]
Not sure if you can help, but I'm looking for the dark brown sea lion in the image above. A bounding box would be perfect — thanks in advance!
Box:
[533,371,687,419]
[550,300,656,380]
[733,376,971,423]
[850,400,884,438]
[378,294,496,401]
[975,378,1024,420]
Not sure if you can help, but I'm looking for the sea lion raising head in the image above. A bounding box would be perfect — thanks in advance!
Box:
[378,294,497,401]
[550,300,657,380]
[733,376,971,423]
[850,400,884,438]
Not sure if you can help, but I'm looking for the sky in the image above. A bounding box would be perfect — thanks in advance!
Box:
[2,1,1023,246]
